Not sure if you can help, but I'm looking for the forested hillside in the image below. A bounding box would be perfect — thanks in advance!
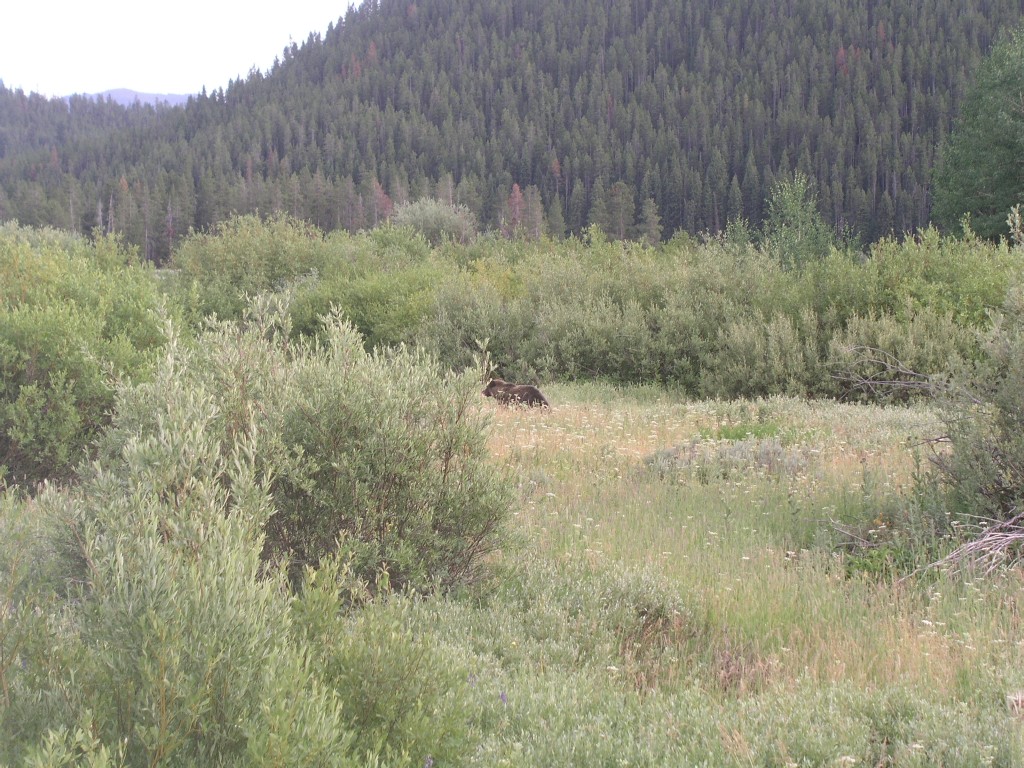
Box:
[1,0,1021,261]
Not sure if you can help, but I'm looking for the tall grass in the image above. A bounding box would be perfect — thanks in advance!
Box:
[440,384,1024,763]
[4,375,1022,764]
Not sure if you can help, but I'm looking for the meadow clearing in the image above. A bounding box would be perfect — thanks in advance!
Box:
[442,383,1024,764]
[4,219,1024,764]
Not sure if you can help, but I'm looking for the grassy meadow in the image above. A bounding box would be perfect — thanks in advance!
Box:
[4,217,1024,765]
[430,384,1024,764]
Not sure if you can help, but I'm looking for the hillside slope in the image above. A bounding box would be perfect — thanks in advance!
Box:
[1,0,1020,260]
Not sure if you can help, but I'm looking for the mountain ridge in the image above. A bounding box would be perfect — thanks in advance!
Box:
[0,0,1021,262]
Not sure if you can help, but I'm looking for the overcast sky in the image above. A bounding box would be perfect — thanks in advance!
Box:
[1,1,355,97]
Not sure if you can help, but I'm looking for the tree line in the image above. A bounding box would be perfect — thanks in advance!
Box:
[1,0,1022,261]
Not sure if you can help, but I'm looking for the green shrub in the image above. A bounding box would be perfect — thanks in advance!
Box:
[192,221,445,349]
[291,262,447,348]
[1,297,509,763]
[531,295,660,383]
[760,171,838,270]
[170,213,328,321]
[796,249,881,324]
[292,558,474,767]
[269,315,512,591]
[868,227,1016,326]
[0,324,355,764]
[391,198,478,245]
[701,310,822,398]
[95,298,511,593]
[167,214,1015,404]
[933,285,1024,524]
[418,269,542,382]
[0,225,166,485]
[828,307,978,401]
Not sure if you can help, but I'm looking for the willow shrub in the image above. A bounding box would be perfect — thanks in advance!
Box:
[93,297,511,592]
[935,285,1024,524]
[268,316,513,590]
[390,197,479,246]
[170,216,1016,401]
[289,259,447,348]
[702,309,824,399]
[170,213,334,322]
[293,558,475,767]
[0,326,355,765]
[868,226,1017,326]
[0,298,506,764]
[827,307,979,402]
[0,224,166,485]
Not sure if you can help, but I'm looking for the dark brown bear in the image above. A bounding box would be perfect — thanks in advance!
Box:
[482,378,550,408]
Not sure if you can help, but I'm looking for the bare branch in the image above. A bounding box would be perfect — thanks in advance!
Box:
[832,345,936,398]
[928,507,1024,575]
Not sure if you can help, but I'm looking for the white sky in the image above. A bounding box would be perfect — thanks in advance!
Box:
[1,2,355,97]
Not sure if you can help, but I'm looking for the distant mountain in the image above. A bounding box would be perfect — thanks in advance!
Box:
[92,89,191,107]
[2,0,1024,262]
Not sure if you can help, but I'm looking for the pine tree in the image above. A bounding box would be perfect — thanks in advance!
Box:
[606,180,635,240]
[932,27,1024,238]
[547,194,566,238]
[523,185,546,240]
[588,177,608,232]
[639,196,662,245]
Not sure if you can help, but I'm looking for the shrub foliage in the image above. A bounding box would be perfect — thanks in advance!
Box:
[933,285,1024,524]
[163,214,1017,402]
[0,298,509,764]
[0,224,166,485]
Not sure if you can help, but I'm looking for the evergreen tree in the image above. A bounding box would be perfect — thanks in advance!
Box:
[639,197,662,245]
[606,181,635,241]
[933,26,1024,238]
[0,0,1018,250]
[588,177,609,232]
[547,194,566,238]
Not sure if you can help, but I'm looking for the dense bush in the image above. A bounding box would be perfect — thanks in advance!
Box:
[293,558,474,766]
[390,197,479,245]
[933,285,1024,524]
[760,172,840,270]
[93,298,511,592]
[169,214,1015,402]
[289,258,447,348]
[866,226,1018,326]
[417,229,1008,398]
[0,223,166,485]
[170,213,331,321]
[0,327,355,765]
[701,310,821,398]
[0,298,509,764]
[267,314,513,590]
[827,307,979,402]
[173,215,447,349]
